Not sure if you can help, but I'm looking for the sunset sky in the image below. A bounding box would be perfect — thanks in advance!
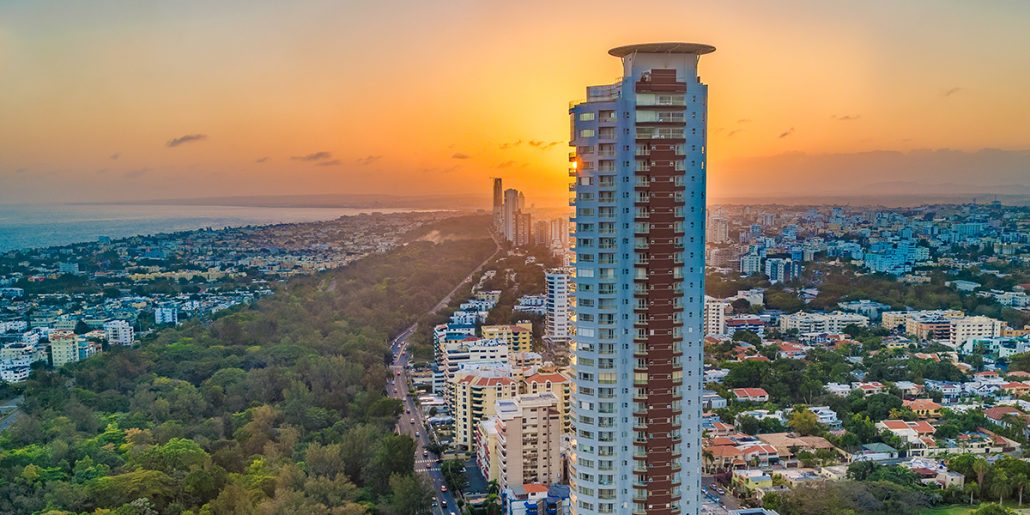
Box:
[2,1,1029,207]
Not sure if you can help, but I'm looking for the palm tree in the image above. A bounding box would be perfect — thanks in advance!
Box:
[973,458,989,498]
[965,481,979,505]
[702,448,714,474]
[1013,473,1028,507]
[990,470,1009,505]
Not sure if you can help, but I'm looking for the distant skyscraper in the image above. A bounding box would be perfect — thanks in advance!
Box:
[569,42,713,515]
[493,178,504,231]
[503,188,520,242]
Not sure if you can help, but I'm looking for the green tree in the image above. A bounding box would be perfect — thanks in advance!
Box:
[788,406,821,436]
[382,473,434,515]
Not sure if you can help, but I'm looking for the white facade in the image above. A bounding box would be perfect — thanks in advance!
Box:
[103,320,134,346]
[545,268,574,343]
[779,311,869,333]
[570,43,712,515]
[494,393,564,491]
[949,316,1005,348]
[703,296,729,336]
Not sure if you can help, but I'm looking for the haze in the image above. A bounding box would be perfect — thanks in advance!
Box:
[2,0,1030,207]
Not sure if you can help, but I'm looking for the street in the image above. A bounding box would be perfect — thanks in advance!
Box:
[388,327,458,514]
[385,231,500,514]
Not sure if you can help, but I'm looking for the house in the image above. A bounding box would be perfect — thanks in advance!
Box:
[877,420,936,439]
[776,341,808,360]
[805,406,842,429]
[733,388,770,402]
[903,398,943,418]
[853,381,886,396]
[984,406,1030,437]
[924,380,963,404]
[851,442,898,462]
[757,433,841,463]
[893,380,924,398]
[732,469,773,491]
[702,389,728,410]
[1001,382,1030,397]
[826,383,852,396]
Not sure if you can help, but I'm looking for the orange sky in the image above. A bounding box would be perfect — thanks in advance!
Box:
[2,1,1029,206]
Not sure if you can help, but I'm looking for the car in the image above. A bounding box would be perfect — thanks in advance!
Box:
[440,499,447,507]
[440,485,448,493]
[423,450,429,458]
[415,432,420,438]
[410,418,415,424]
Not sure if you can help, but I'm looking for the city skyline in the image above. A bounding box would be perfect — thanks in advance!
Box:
[3,1,1030,206]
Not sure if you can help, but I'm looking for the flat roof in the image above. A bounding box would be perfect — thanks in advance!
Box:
[609,42,716,57]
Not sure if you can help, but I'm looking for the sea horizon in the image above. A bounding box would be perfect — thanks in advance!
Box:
[0,202,433,253]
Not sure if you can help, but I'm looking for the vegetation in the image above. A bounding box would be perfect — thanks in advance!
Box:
[0,215,495,514]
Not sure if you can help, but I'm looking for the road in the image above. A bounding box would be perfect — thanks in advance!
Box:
[0,396,24,433]
[386,230,500,514]
[388,330,457,514]
[702,475,741,513]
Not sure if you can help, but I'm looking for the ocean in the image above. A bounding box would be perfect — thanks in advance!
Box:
[0,203,419,253]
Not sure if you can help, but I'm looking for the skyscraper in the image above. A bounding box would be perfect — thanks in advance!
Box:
[493,178,504,232]
[568,42,713,515]
[544,267,573,344]
[503,188,520,242]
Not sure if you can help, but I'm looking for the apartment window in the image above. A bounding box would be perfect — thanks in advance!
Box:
[580,129,595,138]
[579,112,596,121]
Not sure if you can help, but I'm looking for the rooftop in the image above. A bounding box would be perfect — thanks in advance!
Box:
[608,42,716,57]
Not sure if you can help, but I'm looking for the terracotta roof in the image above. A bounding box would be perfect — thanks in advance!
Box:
[733,388,769,398]
[525,372,568,384]
[903,399,942,411]
[522,484,549,493]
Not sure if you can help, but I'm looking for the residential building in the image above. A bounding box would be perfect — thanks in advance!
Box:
[103,319,134,346]
[450,368,519,450]
[949,316,1005,349]
[569,42,713,515]
[493,393,563,491]
[545,268,574,343]
[49,329,79,368]
[523,370,572,434]
[703,296,730,336]
[482,322,534,355]
[778,312,869,334]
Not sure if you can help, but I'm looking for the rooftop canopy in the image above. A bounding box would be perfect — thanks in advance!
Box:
[609,42,716,57]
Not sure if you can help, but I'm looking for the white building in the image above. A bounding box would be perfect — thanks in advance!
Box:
[155,304,179,325]
[704,296,730,336]
[545,268,574,343]
[493,393,563,491]
[779,311,869,334]
[949,316,1005,349]
[569,42,713,515]
[103,320,134,346]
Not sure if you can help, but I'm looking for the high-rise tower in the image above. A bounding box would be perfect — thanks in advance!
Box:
[493,178,504,231]
[568,42,714,515]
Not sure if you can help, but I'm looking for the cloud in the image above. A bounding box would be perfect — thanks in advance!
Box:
[166,133,207,147]
[123,167,151,178]
[451,152,471,159]
[255,156,269,163]
[356,155,382,165]
[943,87,963,97]
[831,114,861,121]
[528,140,561,150]
[499,139,523,150]
[291,151,332,161]
[736,118,751,124]
[497,160,516,168]
[317,159,342,167]
[109,153,120,160]
[727,129,742,137]
[779,127,795,139]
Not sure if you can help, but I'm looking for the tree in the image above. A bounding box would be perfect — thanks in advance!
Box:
[973,458,990,498]
[972,503,1015,515]
[732,330,762,346]
[382,473,433,515]
[788,406,821,436]
[1012,472,1028,507]
[990,470,1010,504]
